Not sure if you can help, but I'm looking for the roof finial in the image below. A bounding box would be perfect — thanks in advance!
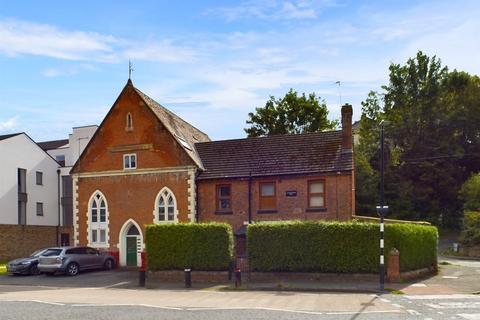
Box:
[128,60,134,80]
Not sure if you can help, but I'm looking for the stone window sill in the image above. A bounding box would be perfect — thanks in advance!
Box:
[215,210,233,215]
[306,207,328,212]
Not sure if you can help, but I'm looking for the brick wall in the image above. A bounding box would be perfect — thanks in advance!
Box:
[0,225,73,261]
[197,173,354,232]
[76,171,191,248]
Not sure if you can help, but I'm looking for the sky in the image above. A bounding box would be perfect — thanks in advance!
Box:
[1,0,479,142]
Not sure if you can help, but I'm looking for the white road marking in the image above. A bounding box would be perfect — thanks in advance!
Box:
[406,309,421,315]
[405,295,480,300]
[70,303,183,310]
[443,276,459,279]
[458,314,480,320]
[102,281,131,289]
[411,283,428,287]
[425,302,480,309]
[325,310,402,315]
[1,299,65,306]
[380,298,391,303]
[392,303,403,308]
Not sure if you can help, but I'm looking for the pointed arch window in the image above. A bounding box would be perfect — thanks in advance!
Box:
[155,188,178,223]
[89,192,109,247]
[126,112,133,131]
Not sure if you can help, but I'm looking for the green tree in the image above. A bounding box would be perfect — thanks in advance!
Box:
[245,89,337,137]
[460,173,480,211]
[356,51,480,227]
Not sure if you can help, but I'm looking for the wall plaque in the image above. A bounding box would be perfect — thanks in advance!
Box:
[285,190,297,197]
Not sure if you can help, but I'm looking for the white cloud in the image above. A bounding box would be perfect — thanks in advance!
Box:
[0,116,19,132]
[0,19,118,61]
[124,40,197,63]
[206,0,338,21]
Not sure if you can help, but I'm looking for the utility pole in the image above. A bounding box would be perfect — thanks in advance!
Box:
[376,120,389,292]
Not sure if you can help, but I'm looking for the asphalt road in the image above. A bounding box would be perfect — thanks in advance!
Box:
[0,256,478,319]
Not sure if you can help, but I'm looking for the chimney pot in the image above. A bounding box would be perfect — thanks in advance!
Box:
[341,104,353,151]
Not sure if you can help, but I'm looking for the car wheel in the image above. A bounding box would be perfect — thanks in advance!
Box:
[29,264,40,275]
[104,259,114,271]
[66,263,79,276]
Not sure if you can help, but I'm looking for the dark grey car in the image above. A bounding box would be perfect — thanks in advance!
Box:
[38,246,115,276]
[6,248,48,275]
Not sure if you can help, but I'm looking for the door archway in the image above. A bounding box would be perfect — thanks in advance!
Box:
[118,219,143,267]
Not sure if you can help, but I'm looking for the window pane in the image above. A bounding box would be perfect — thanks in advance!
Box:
[168,213,174,221]
[219,199,231,209]
[36,202,43,216]
[261,183,275,196]
[309,181,324,193]
[92,201,97,209]
[100,230,106,243]
[309,195,324,207]
[168,206,174,214]
[130,155,136,168]
[219,186,230,197]
[91,209,97,222]
[100,208,106,222]
[92,230,97,243]
[167,196,173,206]
[100,200,105,209]
[159,197,164,206]
[124,155,130,168]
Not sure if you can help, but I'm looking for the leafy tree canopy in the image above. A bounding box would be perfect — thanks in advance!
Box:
[245,89,337,137]
[356,51,480,227]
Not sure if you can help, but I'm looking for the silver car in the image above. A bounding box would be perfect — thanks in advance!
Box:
[38,246,115,276]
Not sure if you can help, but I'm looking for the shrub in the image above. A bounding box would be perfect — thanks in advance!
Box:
[146,223,233,271]
[247,220,437,273]
[460,211,480,247]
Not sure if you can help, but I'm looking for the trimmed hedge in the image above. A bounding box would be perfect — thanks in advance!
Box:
[247,221,438,273]
[146,223,233,271]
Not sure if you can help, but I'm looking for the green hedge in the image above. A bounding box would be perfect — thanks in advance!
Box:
[460,211,480,246]
[247,221,438,273]
[146,223,233,271]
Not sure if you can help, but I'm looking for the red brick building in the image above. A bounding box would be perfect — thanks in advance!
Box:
[71,80,354,266]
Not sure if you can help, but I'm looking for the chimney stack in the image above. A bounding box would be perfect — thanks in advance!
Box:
[341,104,353,152]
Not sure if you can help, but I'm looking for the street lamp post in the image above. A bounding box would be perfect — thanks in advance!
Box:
[377,120,389,292]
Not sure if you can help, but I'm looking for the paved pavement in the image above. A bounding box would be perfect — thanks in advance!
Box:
[0,256,478,319]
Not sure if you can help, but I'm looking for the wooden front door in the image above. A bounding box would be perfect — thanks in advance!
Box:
[126,236,137,266]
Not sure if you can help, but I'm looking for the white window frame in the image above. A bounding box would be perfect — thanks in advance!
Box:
[88,191,109,248]
[123,153,137,170]
[153,187,178,223]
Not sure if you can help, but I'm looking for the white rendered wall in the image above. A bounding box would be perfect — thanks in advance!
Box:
[68,126,97,167]
[0,134,60,226]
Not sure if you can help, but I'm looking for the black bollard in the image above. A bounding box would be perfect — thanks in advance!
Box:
[139,269,146,287]
[228,261,234,280]
[234,268,241,288]
[184,268,192,288]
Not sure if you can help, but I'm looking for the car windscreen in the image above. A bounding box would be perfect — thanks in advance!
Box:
[41,249,62,257]
[31,249,47,257]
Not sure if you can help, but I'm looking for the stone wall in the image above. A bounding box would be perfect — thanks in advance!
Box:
[0,224,73,261]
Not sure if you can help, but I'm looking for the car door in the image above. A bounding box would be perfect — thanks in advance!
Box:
[85,247,103,269]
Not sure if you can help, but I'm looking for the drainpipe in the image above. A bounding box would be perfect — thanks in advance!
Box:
[195,170,201,223]
[248,172,252,224]
[56,169,61,246]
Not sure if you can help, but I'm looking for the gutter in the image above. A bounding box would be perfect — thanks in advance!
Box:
[56,169,61,246]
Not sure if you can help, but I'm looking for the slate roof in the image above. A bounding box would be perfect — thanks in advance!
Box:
[37,139,69,151]
[0,133,22,141]
[134,86,210,169]
[195,130,353,180]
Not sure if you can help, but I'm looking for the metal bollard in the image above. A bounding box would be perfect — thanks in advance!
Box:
[184,268,192,288]
[234,268,241,288]
[139,269,146,287]
[228,261,234,280]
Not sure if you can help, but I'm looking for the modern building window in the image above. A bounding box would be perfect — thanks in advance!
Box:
[308,180,326,208]
[55,155,66,166]
[17,168,27,224]
[36,202,44,216]
[156,188,177,222]
[89,192,108,247]
[126,112,133,131]
[216,184,232,212]
[17,168,26,193]
[36,171,43,185]
[123,154,137,169]
[259,182,276,210]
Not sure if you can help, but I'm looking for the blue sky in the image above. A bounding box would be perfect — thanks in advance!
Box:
[1,0,479,141]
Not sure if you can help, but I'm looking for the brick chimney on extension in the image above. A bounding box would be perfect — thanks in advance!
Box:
[341,104,353,152]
